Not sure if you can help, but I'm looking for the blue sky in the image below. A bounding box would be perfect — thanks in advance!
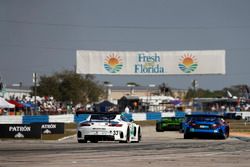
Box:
[0,0,250,90]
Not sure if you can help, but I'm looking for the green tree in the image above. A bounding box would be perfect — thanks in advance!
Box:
[185,88,225,99]
[36,75,61,99]
[35,70,104,105]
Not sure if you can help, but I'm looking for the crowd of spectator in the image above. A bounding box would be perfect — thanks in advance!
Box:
[0,96,76,115]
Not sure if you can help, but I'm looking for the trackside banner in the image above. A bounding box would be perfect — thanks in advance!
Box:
[76,50,226,75]
[34,123,65,134]
[0,124,41,139]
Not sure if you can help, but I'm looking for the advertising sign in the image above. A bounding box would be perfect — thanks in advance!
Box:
[34,123,65,134]
[76,50,226,75]
[0,124,41,139]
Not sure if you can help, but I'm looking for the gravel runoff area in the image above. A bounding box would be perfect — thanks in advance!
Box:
[0,126,250,167]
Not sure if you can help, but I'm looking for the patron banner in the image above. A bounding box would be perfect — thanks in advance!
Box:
[76,50,225,75]
[0,124,41,139]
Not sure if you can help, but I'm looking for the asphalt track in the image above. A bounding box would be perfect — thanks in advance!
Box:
[0,126,250,167]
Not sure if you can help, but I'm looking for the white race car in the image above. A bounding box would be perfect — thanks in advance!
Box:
[77,112,141,143]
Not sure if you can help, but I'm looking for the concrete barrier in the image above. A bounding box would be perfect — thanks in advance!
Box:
[132,113,147,121]
[0,116,23,124]
[146,112,161,120]
[23,115,49,124]
[0,112,188,124]
[49,114,74,123]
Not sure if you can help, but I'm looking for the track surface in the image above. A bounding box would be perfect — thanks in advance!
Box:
[0,126,250,167]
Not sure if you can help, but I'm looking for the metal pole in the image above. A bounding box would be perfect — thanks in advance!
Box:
[33,73,37,115]
[35,77,37,115]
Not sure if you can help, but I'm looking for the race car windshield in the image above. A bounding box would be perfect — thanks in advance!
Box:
[91,114,116,121]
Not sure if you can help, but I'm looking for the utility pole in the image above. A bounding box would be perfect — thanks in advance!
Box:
[192,80,199,97]
[33,73,38,115]
[0,77,5,98]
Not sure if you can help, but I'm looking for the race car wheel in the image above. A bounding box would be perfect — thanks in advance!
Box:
[133,127,141,143]
[226,128,230,138]
[120,128,130,143]
[184,133,192,139]
[220,128,229,139]
[156,123,164,132]
[138,127,142,141]
[126,127,130,143]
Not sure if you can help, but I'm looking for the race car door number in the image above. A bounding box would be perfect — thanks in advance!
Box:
[110,130,119,135]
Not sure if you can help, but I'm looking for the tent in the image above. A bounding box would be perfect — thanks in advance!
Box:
[8,100,24,108]
[0,97,15,108]
[94,100,116,112]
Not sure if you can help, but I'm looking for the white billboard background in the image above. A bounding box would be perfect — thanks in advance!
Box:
[76,50,225,75]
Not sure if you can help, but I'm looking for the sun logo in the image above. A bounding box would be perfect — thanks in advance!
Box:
[104,54,123,73]
[178,54,198,73]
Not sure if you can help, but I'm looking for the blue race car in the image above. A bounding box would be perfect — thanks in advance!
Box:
[183,113,230,139]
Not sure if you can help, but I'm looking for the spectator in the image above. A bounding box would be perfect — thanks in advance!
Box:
[125,106,130,114]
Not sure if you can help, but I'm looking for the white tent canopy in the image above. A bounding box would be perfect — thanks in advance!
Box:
[0,97,15,108]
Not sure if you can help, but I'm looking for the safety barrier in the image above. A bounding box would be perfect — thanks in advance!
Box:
[0,115,23,124]
[23,115,49,124]
[0,112,181,124]
[1,111,249,124]
[49,114,74,123]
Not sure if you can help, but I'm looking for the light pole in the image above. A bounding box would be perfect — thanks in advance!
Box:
[148,84,155,102]
[33,73,38,115]
[127,84,135,95]
[105,83,113,101]
[0,77,3,97]
[146,84,155,112]
[192,79,198,97]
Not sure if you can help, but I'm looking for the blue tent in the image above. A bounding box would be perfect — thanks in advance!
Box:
[94,100,116,112]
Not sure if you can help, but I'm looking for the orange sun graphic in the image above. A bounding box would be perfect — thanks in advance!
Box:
[108,57,119,67]
[180,54,197,67]
[105,54,122,67]
[183,57,193,67]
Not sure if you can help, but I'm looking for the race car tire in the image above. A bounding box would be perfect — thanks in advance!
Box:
[133,127,141,143]
[119,127,130,143]
[156,123,164,132]
[126,127,130,143]
[138,127,142,142]
[184,133,192,139]
[220,128,229,139]
[179,123,184,133]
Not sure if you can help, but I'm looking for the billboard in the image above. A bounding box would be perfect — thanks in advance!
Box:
[76,50,225,75]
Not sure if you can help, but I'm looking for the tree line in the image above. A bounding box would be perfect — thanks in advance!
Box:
[34,70,104,105]
[33,70,249,105]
